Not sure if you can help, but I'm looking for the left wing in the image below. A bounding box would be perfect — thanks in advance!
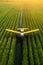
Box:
[24,29,39,34]
[6,29,20,34]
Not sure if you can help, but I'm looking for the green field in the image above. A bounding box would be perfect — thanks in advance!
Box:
[0,3,43,65]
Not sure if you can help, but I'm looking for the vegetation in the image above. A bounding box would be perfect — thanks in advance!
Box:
[0,3,43,65]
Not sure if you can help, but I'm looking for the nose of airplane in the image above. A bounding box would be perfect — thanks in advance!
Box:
[20,33,24,36]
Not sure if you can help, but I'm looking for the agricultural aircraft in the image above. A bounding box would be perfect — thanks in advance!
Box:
[6,28,39,37]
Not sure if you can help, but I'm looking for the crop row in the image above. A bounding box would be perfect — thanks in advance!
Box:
[0,6,43,65]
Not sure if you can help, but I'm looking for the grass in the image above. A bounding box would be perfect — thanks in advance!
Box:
[0,3,43,65]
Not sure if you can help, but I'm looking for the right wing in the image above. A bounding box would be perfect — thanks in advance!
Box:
[6,29,20,34]
[24,29,39,34]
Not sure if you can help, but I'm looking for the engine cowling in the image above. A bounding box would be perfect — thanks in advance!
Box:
[20,33,24,37]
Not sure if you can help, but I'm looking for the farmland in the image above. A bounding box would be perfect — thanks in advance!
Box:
[0,3,43,65]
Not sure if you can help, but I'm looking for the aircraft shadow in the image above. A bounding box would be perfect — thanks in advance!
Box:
[15,35,23,65]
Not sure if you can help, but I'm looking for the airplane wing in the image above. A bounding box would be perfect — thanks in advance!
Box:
[6,29,20,34]
[24,29,39,34]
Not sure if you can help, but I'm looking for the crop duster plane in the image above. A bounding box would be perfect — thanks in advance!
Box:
[6,28,39,37]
